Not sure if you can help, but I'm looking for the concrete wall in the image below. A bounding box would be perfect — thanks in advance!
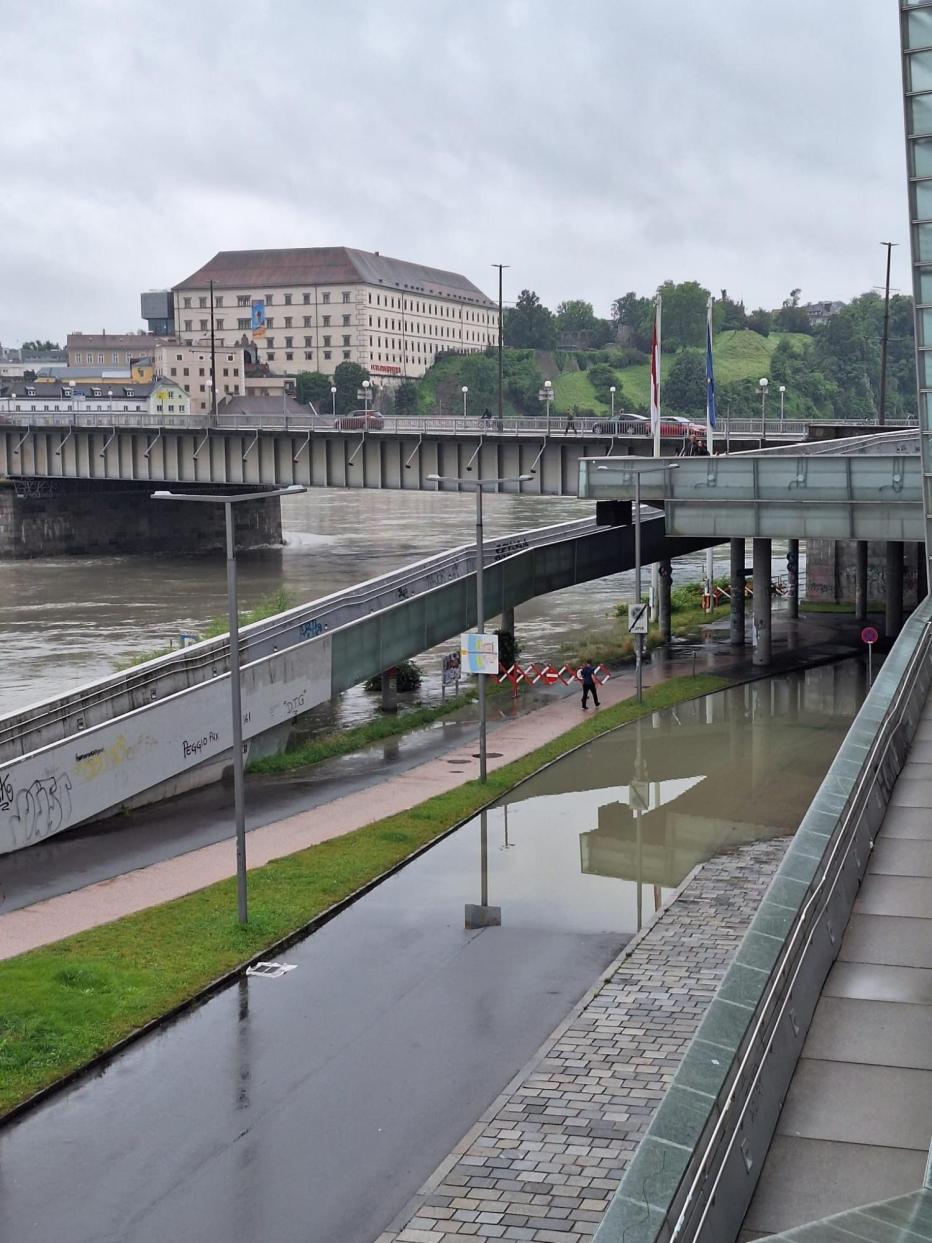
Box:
[0,481,282,558]
[805,538,922,607]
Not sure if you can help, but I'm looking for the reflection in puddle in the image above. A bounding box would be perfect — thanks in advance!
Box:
[453,660,868,935]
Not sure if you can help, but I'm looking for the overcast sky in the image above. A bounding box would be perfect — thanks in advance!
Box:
[0,0,911,346]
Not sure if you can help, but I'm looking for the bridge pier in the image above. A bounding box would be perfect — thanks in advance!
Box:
[0,480,282,558]
[855,540,869,621]
[787,539,799,620]
[658,560,672,643]
[885,540,905,639]
[730,538,746,646]
[752,538,772,665]
[380,668,398,714]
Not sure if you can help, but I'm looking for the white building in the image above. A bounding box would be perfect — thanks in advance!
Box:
[170,247,498,381]
[0,379,191,419]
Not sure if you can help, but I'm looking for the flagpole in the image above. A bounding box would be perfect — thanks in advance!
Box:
[705,295,716,609]
[650,294,662,617]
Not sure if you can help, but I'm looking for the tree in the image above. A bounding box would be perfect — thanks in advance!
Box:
[656,280,709,350]
[773,290,811,334]
[556,299,598,338]
[663,350,706,415]
[295,371,333,409]
[588,362,624,408]
[332,360,370,416]
[746,308,773,337]
[502,349,544,410]
[504,289,557,350]
[20,340,61,354]
[395,379,418,416]
[611,292,654,351]
[716,291,748,333]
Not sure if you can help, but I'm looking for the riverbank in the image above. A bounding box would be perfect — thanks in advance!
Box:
[0,673,725,1119]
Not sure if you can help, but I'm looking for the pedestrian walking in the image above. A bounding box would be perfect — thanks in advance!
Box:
[580,660,600,709]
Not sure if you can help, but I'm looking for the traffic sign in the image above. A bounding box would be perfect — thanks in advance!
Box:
[861,626,879,646]
[628,602,650,635]
[539,666,561,684]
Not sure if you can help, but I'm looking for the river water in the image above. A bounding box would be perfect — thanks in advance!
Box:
[0,489,804,719]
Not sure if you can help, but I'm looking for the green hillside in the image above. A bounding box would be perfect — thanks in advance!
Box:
[553,331,810,415]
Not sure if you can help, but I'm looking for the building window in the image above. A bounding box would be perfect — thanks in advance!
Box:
[216,319,224,330]
[238,318,250,330]
[223,368,229,377]
[322,315,331,327]
[98,353,104,363]
[323,335,331,347]
[321,292,331,304]
[304,351,312,360]
[267,352,275,360]
[199,296,207,308]
[183,367,189,376]
[342,315,350,326]
[304,336,312,347]
[183,296,192,308]
[285,352,293,361]
[233,368,239,376]
[215,296,224,308]
[303,292,311,304]
[324,350,331,360]
[342,291,351,303]
[285,336,293,348]
[170,367,177,376]
[342,335,350,347]
[342,350,350,359]
[237,295,249,306]
[284,293,292,305]
[284,316,292,328]
[266,337,275,348]
[303,316,312,327]
[265,294,274,304]
[199,319,207,331]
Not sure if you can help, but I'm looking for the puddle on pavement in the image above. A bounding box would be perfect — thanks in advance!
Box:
[365,659,869,938]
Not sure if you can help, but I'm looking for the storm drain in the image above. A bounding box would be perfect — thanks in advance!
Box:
[246,961,297,979]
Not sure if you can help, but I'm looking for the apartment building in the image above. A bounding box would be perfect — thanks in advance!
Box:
[170,247,498,381]
[0,379,191,418]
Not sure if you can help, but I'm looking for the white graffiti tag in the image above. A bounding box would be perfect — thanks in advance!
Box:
[6,774,73,847]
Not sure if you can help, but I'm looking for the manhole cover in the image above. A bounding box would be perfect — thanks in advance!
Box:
[447,758,470,765]
[473,752,503,759]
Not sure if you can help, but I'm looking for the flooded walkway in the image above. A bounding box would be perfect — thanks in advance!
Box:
[0,663,864,1243]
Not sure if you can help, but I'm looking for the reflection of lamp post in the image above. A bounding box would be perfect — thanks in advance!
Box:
[465,808,502,928]
[461,384,468,420]
[330,385,337,420]
[151,484,307,924]
[759,377,769,437]
[428,471,532,782]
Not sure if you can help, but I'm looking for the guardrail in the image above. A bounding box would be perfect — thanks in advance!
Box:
[595,593,932,1243]
[0,410,826,439]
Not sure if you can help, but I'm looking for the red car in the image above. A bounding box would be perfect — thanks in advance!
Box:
[336,410,384,430]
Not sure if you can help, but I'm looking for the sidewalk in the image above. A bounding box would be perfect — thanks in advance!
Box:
[0,612,864,961]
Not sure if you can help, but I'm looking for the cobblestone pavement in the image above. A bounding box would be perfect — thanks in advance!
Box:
[379,838,789,1243]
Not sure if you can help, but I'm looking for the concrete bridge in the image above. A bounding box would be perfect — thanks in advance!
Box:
[0,511,709,855]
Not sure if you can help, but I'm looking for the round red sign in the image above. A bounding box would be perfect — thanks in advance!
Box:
[861,626,879,645]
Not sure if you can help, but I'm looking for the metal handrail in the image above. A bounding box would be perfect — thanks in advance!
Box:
[667,604,932,1241]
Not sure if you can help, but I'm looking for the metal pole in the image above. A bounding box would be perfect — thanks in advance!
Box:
[475,483,487,782]
[634,473,643,702]
[496,265,504,425]
[480,808,488,907]
[226,502,248,924]
[879,241,896,426]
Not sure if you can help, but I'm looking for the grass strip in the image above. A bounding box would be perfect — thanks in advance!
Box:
[249,692,476,775]
[0,672,728,1120]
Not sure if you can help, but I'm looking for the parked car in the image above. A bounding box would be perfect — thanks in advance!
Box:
[591,414,650,434]
[336,410,384,430]
[662,415,705,437]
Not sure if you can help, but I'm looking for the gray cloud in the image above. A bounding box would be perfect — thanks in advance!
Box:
[0,0,911,345]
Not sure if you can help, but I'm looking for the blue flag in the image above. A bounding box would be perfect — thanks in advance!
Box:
[706,309,717,430]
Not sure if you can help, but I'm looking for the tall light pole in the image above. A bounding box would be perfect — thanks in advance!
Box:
[879,241,897,427]
[330,385,337,420]
[492,263,509,426]
[427,471,532,781]
[779,384,786,425]
[359,378,371,419]
[538,378,553,433]
[759,377,769,437]
[151,484,307,924]
[461,384,468,420]
[609,385,616,421]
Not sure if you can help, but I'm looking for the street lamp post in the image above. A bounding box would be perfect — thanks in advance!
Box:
[759,377,769,438]
[427,471,532,782]
[609,385,616,421]
[461,384,468,421]
[362,379,370,417]
[330,385,337,420]
[779,384,786,426]
[537,378,553,434]
[150,484,307,924]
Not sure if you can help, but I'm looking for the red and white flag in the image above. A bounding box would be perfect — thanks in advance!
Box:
[649,295,662,453]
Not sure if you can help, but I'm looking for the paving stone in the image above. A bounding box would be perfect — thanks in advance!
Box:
[383,840,787,1243]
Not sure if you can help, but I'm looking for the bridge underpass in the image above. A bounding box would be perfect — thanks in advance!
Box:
[0,511,711,855]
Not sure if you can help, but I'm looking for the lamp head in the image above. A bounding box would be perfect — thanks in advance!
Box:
[461,385,468,394]
[759,377,769,388]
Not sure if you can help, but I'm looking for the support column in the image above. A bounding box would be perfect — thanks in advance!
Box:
[854,540,869,622]
[730,538,746,646]
[658,559,672,643]
[885,541,904,640]
[752,538,772,666]
[500,606,515,635]
[381,667,398,714]
[787,539,799,620]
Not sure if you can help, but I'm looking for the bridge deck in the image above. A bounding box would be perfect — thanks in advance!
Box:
[742,687,932,1240]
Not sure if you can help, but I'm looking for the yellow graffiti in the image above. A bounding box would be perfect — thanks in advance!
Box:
[74,735,132,781]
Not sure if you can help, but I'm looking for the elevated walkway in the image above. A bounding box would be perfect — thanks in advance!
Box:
[742,687,932,1237]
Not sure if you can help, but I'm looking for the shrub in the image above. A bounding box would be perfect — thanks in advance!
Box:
[364,659,422,693]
